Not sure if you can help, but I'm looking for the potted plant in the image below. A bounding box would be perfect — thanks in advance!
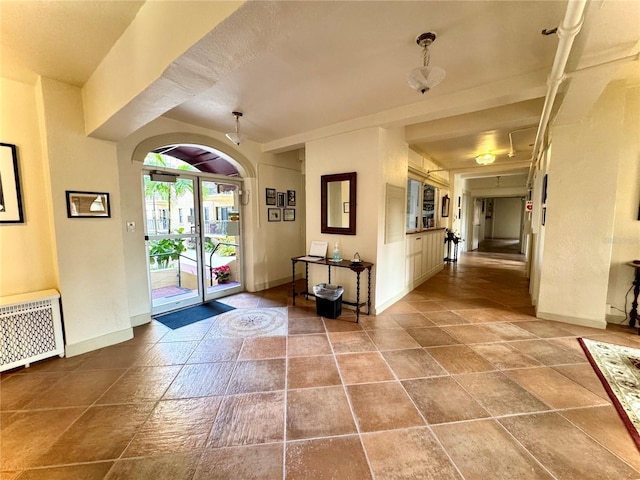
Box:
[212,265,231,284]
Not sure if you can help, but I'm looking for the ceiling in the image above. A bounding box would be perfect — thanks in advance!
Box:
[2,1,638,177]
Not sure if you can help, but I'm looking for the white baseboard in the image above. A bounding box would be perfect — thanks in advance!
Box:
[65,327,134,357]
[377,264,444,315]
[536,311,607,330]
[131,313,151,327]
[254,274,302,292]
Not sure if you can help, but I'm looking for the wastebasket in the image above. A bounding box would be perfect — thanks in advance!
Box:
[313,283,344,319]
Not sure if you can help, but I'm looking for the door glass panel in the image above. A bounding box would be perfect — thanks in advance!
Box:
[144,174,201,314]
[422,184,437,229]
[201,181,242,300]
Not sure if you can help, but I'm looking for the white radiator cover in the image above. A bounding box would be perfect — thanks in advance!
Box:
[0,289,64,372]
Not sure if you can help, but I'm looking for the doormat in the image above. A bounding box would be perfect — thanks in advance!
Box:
[579,337,640,451]
[154,301,236,330]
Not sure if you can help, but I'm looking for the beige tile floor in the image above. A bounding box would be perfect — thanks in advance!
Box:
[2,251,640,479]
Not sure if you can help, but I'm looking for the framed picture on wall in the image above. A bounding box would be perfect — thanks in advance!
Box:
[268,208,281,222]
[0,143,24,223]
[266,188,276,205]
[66,191,111,218]
[277,192,285,207]
[441,195,450,217]
[287,190,296,206]
[283,208,295,221]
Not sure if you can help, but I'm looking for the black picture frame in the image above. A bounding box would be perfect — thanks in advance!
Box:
[66,191,111,218]
[0,143,24,224]
[277,192,285,207]
[267,208,281,222]
[266,188,276,205]
[283,208,295,221]
[441,195,450,217]
[287,190,296,206]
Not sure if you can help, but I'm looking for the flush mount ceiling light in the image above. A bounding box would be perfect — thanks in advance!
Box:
[407,32,446,94]
[475,153,496,165]
[225,111,246,146]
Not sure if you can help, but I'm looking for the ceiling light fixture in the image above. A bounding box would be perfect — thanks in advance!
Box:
[475,153,496,165]
[407,32,446,94]
[225,111,246,145]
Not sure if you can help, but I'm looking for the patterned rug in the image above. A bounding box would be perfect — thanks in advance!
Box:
[579,338,640,450]
[207,307,288,338]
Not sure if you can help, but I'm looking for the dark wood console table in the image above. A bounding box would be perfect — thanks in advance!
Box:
[291,257,373,323]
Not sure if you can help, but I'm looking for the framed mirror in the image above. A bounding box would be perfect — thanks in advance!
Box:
[321,172,357,235]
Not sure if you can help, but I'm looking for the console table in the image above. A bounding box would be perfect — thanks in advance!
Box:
[291,257,373,322]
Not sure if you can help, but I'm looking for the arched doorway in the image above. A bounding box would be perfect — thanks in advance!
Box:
[137,140,250,315]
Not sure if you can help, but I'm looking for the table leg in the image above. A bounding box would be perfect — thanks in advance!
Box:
[629,268,640,331]
[305,263,309,300]
[292,261,296,306]
[367,267,372,315]
[355,270,361,323]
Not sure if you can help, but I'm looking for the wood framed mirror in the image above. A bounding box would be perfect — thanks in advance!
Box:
[321,172,357,235]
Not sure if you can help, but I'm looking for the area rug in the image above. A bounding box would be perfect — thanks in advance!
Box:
[579,338,640,450]
[207,307,288,338]
[154,301,236,330]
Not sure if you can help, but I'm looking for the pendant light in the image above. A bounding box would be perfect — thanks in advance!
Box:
[407,32,446,94]
[225,111,246,145]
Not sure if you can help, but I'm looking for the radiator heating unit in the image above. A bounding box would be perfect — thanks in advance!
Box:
[1,289,64,372]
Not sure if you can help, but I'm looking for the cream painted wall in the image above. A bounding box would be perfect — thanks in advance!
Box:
[306,128,381,307]
[305,127,410,313]
[536,82,626,328]
[36,77,132,353]
[375,128,410,309]
[606,83,640,317]
[492,197,523,239]
[0,78,57,295]
[254,160,305,290]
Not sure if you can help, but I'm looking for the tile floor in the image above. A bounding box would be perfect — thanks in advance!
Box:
[2,251,640,479]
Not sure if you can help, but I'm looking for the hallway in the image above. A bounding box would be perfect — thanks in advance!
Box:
[2,253,640,479]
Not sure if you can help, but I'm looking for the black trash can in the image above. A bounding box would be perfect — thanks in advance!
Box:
[313,283,344,319]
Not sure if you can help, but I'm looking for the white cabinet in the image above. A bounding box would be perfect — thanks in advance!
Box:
[406,229,445,289]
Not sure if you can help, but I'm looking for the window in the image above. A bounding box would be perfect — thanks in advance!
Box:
[406,178,439,232]
[406,179,421,230]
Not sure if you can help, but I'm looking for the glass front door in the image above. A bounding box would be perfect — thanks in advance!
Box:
[201,180,243,301]
[144,174,202,315]
[143,173,243,315]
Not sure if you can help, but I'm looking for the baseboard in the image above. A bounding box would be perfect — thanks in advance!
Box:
[536,311,607,330]
[254,274,302,292]
[131,313,151,327]
[65,327,134,357]
[375,288,410,315]
[605,313,627,325]
[377,264,444,315]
